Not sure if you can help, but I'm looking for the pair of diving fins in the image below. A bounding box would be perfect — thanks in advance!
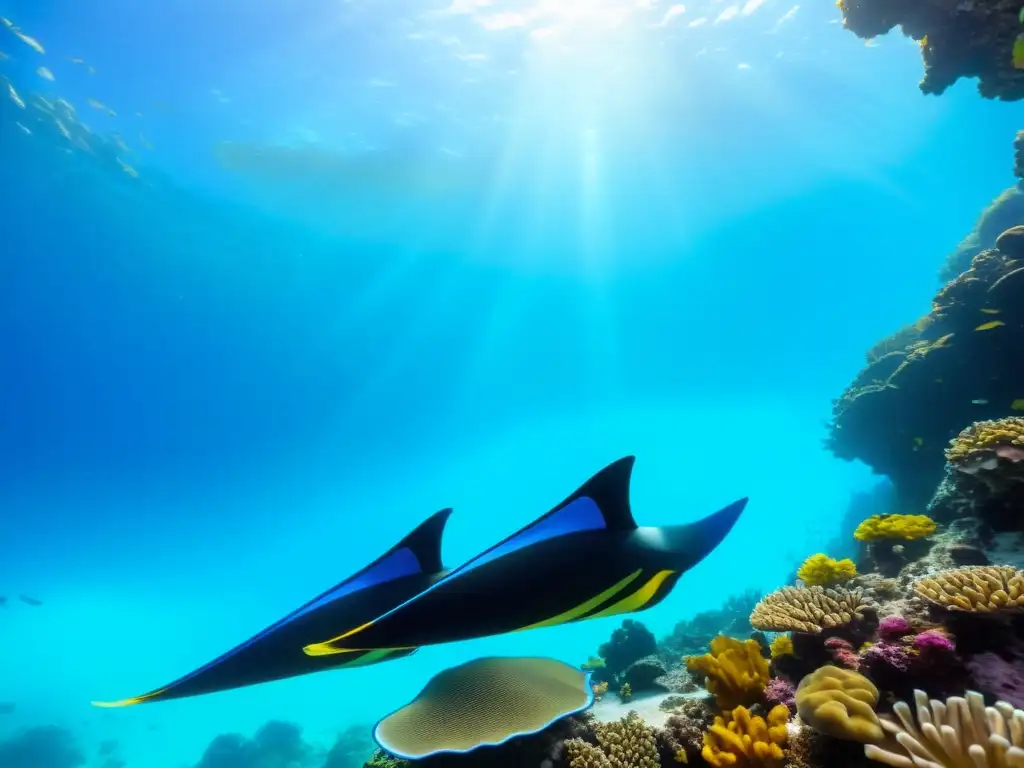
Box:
[93,456,748,708]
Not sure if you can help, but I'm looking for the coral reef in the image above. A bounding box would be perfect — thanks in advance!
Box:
[700,705,790,767]
[966,651,1024,708]
[863,689,1024,767]
[828,217,1024,512]
[685,636,770,710]
[854,515,937,542]
[566,712,660,768]
[795,666,884,743]
[914,565,1024,612]
[661,590,762,659]
[836,0,1024,100]
[749,586,872,633]
[0,726,85,768]
[942,187,1024,282]
[797,554,858,587]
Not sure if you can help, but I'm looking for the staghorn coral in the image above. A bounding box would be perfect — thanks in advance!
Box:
[863,689,1024,767]
[685,636,769,710]
[836,0,1024,100]
[797,554,858,586]
[749,586,872,633]
[795,666,884,744]
[700,705,790,768]
[914,566,1024,612]
[854,514,937,542]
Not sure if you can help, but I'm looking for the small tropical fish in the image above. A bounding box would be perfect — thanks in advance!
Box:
[12,29,44,54]
[87,97,111,113]
[56,97,75,114]
[36,65,53,80]
[0,18,12,28]
[70,56,85,64]
[1012,399,1024,411]
[913,437,924,447]
[116,158,138,178]
[19,594,42,606]
[55,118,71,140]
[980,308,1000,314]
[15,121,30,134]
[6,81,24,108]
[1015,32,1024,70]
[974,320,1005,331]
[971,399,989,405]
[112,132,130,153]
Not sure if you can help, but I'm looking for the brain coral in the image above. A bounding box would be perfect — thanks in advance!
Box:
[795,666,883,744]
[914,566,1024,612]
[749,586,871,634]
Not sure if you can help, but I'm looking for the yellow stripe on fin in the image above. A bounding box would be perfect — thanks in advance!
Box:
[91,688,168,708]
[584,570,676,621]
[517,569,644,632]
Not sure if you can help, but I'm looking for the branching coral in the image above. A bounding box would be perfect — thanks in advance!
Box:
[914,566,1024,612]
[854,515,937,542]
[863,689,1024,767]
[795,666,884,744]
[749,586,871,633]
[700,705,790,767]
[685,636,769,710]
[797,554,858,586]
[565,712,661,768]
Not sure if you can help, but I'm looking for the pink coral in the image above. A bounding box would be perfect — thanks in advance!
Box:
[764,677,796,709]
[825,637,860,670]
[878,616,910,643]
[913,630,955,654]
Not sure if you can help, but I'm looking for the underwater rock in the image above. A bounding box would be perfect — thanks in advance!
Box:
[0,726,86,768]
[966,650,1024,708]
[653,699,715,766]
[598,619,657,681]
[652,666,698,694]
[836,0,1024,100]
[995,225,1024,259]
[660,590,761,661]
[323,725,375,768]
[942,185,1024,282]
[829,238,1024,511]
[193,721,313,768]
[623,656,669,693]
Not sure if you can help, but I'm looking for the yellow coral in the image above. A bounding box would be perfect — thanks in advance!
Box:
[701,704,790,768]
[853,514,936,541]
[945,416,1024,463]
[797,554,857,586]
[914,565,1024,612]
[795,666,883,744]
[769,634,794,659]
[686,636,769,710]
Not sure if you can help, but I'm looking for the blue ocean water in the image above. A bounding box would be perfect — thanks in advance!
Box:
[0,0,1020,766]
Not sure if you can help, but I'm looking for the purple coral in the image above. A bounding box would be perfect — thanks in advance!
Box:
[966,653,1024,709]
[913,630,955,654]
[860,642,911,672]
[879,615,911,643]
[764,677,796,709]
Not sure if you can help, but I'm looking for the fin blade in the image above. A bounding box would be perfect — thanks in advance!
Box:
[672,497,748,567]
[304,458,637,653]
